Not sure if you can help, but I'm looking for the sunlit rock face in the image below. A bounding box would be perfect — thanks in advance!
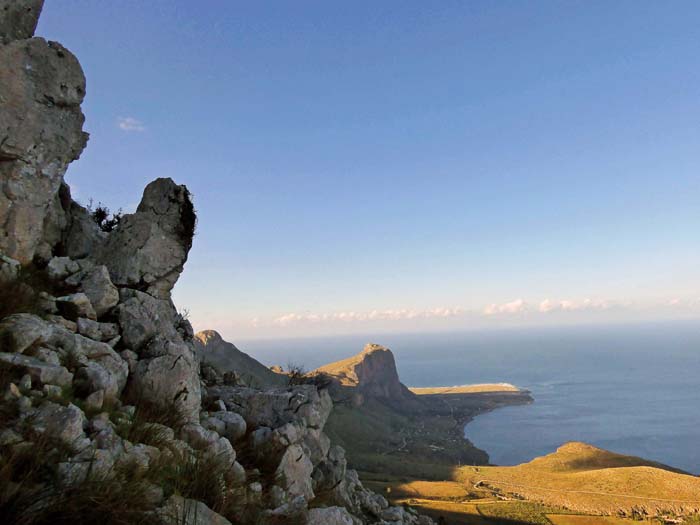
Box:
[314,343,418,408]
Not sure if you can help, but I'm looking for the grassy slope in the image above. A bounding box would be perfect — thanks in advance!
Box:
[456,442,700,517]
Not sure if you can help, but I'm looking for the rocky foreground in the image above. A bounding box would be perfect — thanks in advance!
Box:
[0,2,434,524]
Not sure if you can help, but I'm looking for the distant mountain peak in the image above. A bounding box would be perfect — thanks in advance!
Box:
[194,329,225,346]
[193,330,284,387]
[314,343,416,405]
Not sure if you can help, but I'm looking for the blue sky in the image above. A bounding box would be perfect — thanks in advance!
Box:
[38,1,700,339]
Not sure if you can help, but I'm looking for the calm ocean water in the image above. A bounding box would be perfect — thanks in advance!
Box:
[238,321,700,474]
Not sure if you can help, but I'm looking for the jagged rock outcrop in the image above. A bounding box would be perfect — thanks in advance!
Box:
[314,343,418,408]
[0,3,88,264]
[194,330,286,387]
[0,4,434,524]
[94,178,195,299]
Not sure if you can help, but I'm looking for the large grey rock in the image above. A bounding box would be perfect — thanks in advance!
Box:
[207,411,247,443]
[0,0,44,45]
[76,318,118,342]
[1,315,127,397]
[209,385,333,431]
[275,443,314,500]
[96,178,195,299]
[307,507,355,525]
[66,265,119,317]
[180,426,236,467]
[34,401,86,450]
[0,313,53,353]
[114,288,179,351]
[312,445,347,494]
[158,495,232,525]
[57,448,114,485]
[0,37,88,264]
[46,256,79,281]
[61,200,106,259]
[129,336,201,421]
[68,334,128,399]
[0,352,72,387]
[56,293,96,321]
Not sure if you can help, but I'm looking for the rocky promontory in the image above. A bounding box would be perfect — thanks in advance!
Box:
[0,3,435,524]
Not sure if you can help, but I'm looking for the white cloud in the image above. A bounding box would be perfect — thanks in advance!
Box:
[483,298,528,316]
[117,116,146,132]
[273,307,465,326]
[538,298,615,313]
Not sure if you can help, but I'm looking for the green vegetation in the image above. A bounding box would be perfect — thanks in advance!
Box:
[478,502,566,524]
[87,200,122,233]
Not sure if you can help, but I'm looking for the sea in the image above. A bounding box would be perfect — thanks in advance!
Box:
[237,320,700,474]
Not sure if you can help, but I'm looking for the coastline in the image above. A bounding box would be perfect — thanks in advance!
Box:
[414,385,534,465]
[325,381,534,481]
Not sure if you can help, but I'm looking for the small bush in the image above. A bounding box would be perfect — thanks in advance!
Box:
[116,400,186,450]
[286,362,307,386]
[146,447,236,517]
[87,199,122,233]
[1,452,164,525]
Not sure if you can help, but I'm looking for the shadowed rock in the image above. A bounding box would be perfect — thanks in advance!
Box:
[95,178,195,299]
[194,330,286,387]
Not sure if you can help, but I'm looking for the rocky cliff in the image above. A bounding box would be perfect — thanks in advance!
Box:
[314,344,419,409]
[0,4,434,524]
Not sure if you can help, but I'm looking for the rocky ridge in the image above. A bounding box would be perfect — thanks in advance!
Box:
[0,3,434,524]
[194,330,286,388]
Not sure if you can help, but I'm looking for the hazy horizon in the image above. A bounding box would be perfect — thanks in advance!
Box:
[37,1,700,339]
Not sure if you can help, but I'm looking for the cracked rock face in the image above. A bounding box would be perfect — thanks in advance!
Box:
[0,34,88,264]
[95,178,195,299]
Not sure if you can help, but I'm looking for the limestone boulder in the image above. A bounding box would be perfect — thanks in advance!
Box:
[275,443,314,500]
[307,507,356,525]
[208,385,333,431]
[0,37,88,263]
[95,178,195,299]
[56,293,96,321]
[0,313,53,353]
[158,495,232,525]
[66,265,119,317]
[46,256,79,281]
[0,352,72,387]
[207,410,247,443]
[129,337,201,421]
[76,318,119,342]
[61,200,106,259]
[114,289,179,351]
[33,401,86,450]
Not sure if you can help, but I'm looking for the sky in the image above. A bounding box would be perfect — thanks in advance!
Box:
[37,1,700,340]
